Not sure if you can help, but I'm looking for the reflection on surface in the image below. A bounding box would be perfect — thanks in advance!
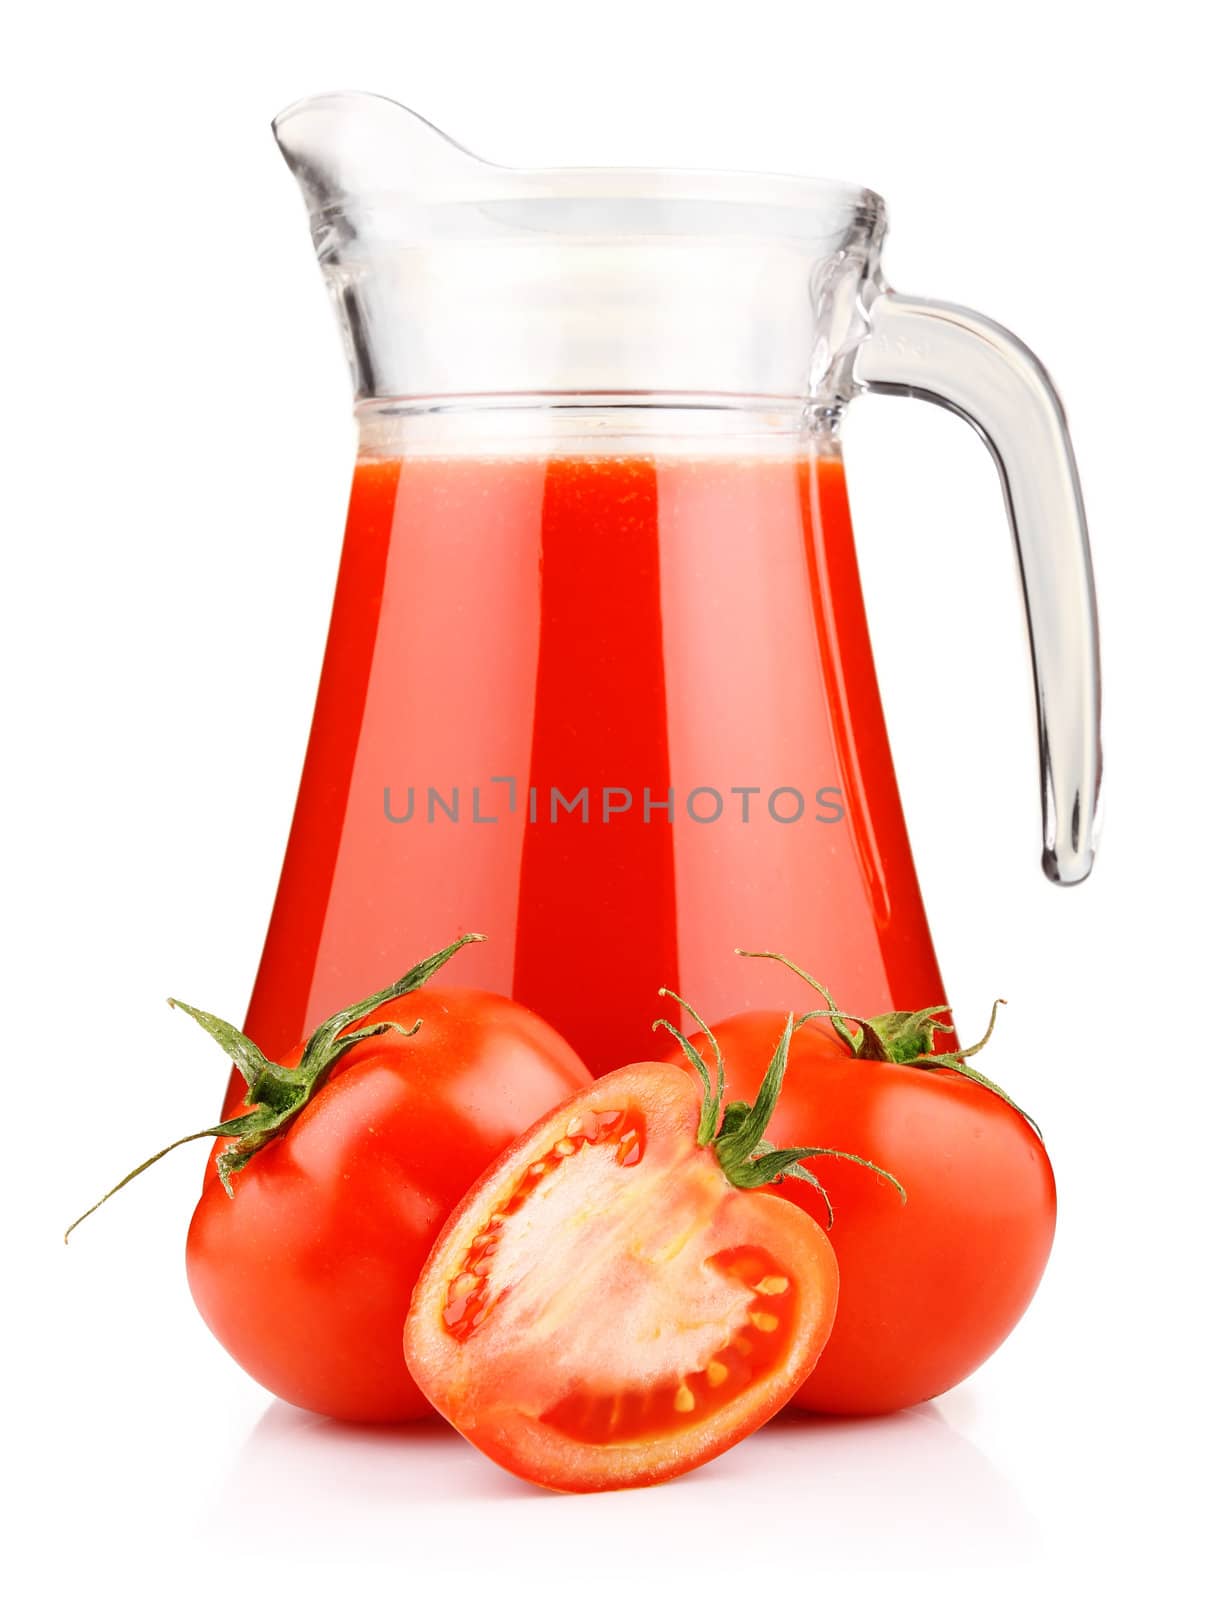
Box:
[214,1396,1038,1574]
[222,1405,540,1506]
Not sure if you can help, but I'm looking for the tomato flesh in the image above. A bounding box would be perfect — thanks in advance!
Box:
[404,1063,838,1492]
[538,1245,798,1447]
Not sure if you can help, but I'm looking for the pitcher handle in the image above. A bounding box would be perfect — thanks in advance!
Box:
[852,291,1102,884]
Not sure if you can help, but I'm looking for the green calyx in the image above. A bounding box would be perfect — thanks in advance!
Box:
[735,949,1041,1139]
[65,933,487,1241]
[653,991,905,1226]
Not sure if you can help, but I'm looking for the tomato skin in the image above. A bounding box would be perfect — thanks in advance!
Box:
[185,987,590,1422]
[405,1062,839,1493]
[665,1012,1055,1415]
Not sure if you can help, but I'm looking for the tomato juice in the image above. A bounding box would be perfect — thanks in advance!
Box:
[237,427,944,1091]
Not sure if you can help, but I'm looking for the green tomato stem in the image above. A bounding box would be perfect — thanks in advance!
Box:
[64,933,487,1241]
[736,950,1040,1137]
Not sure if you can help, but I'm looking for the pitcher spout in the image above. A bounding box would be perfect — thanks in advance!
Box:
[272,91,493,214]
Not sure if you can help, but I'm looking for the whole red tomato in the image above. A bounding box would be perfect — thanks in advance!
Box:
[70,937,591,1422]
[663,957,1055,1415]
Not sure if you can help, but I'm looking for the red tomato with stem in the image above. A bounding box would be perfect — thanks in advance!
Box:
[67,936,591,1422]
[663,952,1056,1416]
[405,1008,887,1492]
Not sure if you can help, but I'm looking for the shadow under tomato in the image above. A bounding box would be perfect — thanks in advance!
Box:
[215,1387,1035,1571]
[218,1400,544,1511]
[682,1399,1040,1567]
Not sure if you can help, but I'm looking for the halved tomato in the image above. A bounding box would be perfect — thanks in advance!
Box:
[405,1015,869,1492]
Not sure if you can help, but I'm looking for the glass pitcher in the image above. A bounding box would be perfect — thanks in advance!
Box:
[235,91,1101,1087]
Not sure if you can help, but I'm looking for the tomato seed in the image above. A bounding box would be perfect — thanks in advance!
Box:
[616,1129,642,1167]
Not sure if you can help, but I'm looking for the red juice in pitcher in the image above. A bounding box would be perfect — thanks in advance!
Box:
[237,429,944,1092]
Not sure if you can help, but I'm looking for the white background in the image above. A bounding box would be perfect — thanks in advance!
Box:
[4,1,1217,1594]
